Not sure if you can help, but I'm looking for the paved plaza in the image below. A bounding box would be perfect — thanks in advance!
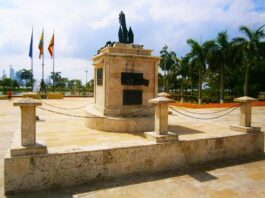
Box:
[1,98,265,197]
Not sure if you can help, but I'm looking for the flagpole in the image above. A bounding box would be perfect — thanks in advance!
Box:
[53,29,55,93]
[31,26,34,92]
[42,28,44,81]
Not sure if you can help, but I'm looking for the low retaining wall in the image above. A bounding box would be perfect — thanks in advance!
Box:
[85,106,154,133]
[4,132,264,194]
[47,93,64,99]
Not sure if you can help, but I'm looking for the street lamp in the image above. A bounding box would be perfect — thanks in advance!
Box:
[85,69,88,84]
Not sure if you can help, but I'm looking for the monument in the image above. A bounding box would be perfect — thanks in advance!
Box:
[85,11,160,132]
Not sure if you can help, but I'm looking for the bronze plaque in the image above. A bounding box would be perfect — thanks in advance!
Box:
[123,90,142,105]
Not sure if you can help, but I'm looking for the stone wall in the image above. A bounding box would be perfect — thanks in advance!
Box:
[5,132,264,194]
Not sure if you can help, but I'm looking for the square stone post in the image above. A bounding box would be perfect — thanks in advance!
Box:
[230,96,261,133]
[149,96,173,134]
[158,92,172,115]
[144,96,178,143]
[11,98,47,156]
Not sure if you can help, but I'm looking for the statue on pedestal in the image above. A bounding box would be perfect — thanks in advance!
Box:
[118,11,134,44]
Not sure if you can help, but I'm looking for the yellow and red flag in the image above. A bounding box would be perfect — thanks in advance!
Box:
[38,31,44,59]
[48,34,54,58]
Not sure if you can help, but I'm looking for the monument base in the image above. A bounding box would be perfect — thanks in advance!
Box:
[85,105,154,133]
[4,132,264,194]
[10,144,47,157]
[144,131,178,143]
[230,125,261,133]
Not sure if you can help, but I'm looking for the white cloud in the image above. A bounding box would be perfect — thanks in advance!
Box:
[0,0,264,83]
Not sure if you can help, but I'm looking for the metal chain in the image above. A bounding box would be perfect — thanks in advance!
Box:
[40,100,87,110]
[37,105,153,119]
[174,103,240,115]
[169,106,239,120]
[37,106,103,118]
[122,105,154,116]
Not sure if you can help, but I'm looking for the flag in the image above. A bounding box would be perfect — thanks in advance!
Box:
[48,34,54,58]
[38,31,44,59]
[29,30,33,58]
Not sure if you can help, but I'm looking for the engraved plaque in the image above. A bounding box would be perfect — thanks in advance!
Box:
[97,68,103,85]
[123,90,142,105]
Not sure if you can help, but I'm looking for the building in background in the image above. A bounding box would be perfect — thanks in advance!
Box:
[9,65,15,80]
[2,70,7,79]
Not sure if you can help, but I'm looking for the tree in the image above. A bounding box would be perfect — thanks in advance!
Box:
[233,25,265,96]
[168,56,189,102]
[159,45,178,92]
[20,69,33,88]
[75,80,82,96]
[2,78,13,93]
[12,80,20,90]
[50,72,62,89]
[68,79,83,95]
[50,72,69,91]
[84,79,94,93]
[186,39,215,104]
[207,31,231,103]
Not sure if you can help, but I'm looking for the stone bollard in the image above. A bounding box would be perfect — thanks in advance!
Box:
[11,98,47,156]
[144,96,178,143]
[158,92,171,98]
[230,96,261,133]
[158,92,173,115]
[149,96,173,134]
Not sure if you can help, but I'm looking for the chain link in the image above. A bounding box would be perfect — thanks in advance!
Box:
[37,106,103,118]
[174,103,240,115]
[169,106,239,120]
[40,99,87,110]
[37,105,153,119]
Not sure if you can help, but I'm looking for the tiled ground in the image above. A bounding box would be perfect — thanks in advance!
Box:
[1,98,265,197]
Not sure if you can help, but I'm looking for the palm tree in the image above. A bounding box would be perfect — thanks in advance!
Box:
[233,25,265,96]
[159,45,178,92]
[50,72,62,91]
[20,69,33,89]
[170,56,189,102]
[186,39,215,104]
[207,31,231,103]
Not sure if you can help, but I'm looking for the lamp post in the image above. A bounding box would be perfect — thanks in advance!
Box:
[85,69,88,84]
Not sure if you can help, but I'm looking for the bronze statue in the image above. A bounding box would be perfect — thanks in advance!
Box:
[97,11,135,54]
[118,11,134,44]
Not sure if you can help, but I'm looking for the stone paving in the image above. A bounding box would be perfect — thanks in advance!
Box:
[1,98,265,197]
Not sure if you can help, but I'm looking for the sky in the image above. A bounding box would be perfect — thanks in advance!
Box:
[0,0,264,83]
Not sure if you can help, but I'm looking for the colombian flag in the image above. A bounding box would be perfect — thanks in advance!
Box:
[38,31,44,59]
[48,34,54,58]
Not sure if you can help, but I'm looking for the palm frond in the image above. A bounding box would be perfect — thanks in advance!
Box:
[239,25,253,40]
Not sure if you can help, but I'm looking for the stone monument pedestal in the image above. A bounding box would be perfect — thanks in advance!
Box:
[85,43,160,133]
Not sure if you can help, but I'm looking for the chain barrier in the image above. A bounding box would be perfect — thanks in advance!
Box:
[37,106,103,118]
[37,105,154,119]
[169,105,239,120]
[40,99,87,110]
[175,103,240,115]
[122,105,154,117]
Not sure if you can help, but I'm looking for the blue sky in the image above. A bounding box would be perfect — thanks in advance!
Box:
[0,0,264,83]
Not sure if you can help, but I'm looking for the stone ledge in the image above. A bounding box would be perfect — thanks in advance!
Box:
[230,125,261,133]
[4,132,264,194]
[144,131,178,143]
[10,143,47,157]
